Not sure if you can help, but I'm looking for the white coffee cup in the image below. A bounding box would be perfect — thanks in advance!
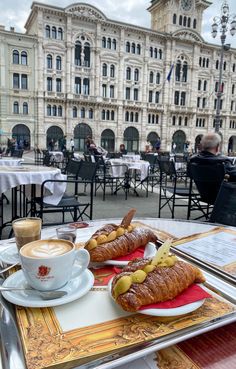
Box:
[19,239,90,291]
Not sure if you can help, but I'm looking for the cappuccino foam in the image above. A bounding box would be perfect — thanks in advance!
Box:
[13,218,41,236]
[21,240,73,258]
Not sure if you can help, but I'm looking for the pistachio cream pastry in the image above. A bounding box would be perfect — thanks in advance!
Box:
[111,240,205,312]
[84,209,158,262]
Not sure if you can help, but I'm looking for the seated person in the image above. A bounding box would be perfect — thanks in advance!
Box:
[119,144,127,155]
[144,144,153,153]
[190,132,236,181]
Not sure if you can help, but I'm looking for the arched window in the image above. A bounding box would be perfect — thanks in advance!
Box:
[112,39,116,50]
[52,26,57,39]
[47,54,52,69]
[107,38,111,49]
[159,49,162,59]
[101,109,105,120]
[126,67,131,80]
[89,108,93,119]
[83,78,90,95]
[156,72,161,84]
[149,71,154,83]
[175,60,181,81]
[202,58,206,68]
[216,60,219,69]
[56,78,61,92]
[156,115,159,124]
[182,61,188,82]
[178,117,182,126]
[125,111,129,122]
[185,117,188,126]
[13,50,19,64]
[73,106,77,118]
[137,44,141,55]
[152,115,155,124]
[179,15,182,25]
[102,63,107,76]
[75,40,81,66]
[155,91,160,103]
[110,64,115,78]
[52,105,57,116]
[232,84,235,94]
[134,68,139,81]
[172,116,176,125]
[102,37,106,48]
[193,19,197,28]
[206,58,209,68]
[106,110,110,120]
[203,80,207,91]
[75,77,81,94]
[126,42,130,52]
[56,56,61,70]
[21,51,27,65]
[58,28,63,40]
[199,57,202,66]
[223,61,227,70]
[188,17,191,27]
[45,25,50,38]
[183,16,187,26]
[154,48,158,58]
[131,43,135,53]
[13,101,19,114]
[233,63,236,72]
[47,104,51,116]
[150,47,153,58]
[81,107,85,118]
[111,110,115,120]
[23,102,28,114]
[135,112,139,123]
[130,112,134,122]
[148,114,151,123]
[198,80,202,90]
[58,105,62,117]
[84,42,90,67]
[21,74,27,89]
[173,14,177,24]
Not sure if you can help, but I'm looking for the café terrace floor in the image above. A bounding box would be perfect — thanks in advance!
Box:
[0,150,200,239]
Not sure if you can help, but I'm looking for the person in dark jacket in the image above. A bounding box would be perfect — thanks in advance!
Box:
[190,132,236,181]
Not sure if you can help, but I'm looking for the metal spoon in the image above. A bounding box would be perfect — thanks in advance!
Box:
[0,286,67,300]
[0,262,20,274]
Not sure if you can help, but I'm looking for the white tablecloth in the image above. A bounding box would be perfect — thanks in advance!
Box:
[0,165,66,205]
[109,159,149,181]
[0,158,23,166]
[49,151,64,163]
[122,154,141,161]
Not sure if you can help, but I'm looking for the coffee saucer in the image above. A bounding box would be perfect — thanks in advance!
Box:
[0,244,19,265]
[2,267,94,308]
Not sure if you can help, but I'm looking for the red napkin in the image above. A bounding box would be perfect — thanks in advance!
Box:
[114,247,144,261]
[139,284,211,310]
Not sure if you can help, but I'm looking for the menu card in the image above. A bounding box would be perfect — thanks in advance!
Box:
[173,227,236,278]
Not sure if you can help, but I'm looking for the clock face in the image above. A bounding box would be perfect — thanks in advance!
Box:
[181,0,193,11]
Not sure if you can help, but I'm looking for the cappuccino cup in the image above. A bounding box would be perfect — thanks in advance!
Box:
[20,239,90,291]
[12,217,42,252]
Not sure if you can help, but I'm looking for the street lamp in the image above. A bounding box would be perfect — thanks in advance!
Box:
[211,0,236,133]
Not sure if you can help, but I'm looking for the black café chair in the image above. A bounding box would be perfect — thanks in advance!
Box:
[36,161,98,226]
[188,162,226,220]
[210,181,236,226]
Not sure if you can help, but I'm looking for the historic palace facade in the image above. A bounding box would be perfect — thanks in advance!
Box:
[0,0,236,152]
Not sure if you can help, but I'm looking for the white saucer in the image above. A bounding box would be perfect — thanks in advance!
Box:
[0,244,19,265]
[2,267,94,308]
[108,279,205,317]
[91,242,157,267]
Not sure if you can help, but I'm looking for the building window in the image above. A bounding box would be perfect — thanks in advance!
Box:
[106,110,110,120]
[47,54,52,69]
[198,80,201,90]
[149,91,153,103]
[155,91,160,104]
[110,85,114,98]
[56,78,62,92]
[75,41,81,66]
[102,84,107,98]
[202,97,206,108]
[58,28,63,40]
[178,117,182,126]
[197,97,201,107]
[173,14,177,24]
[174,91,179,105]
[45,25,50,38]
[58,105,62,116]
[21,74,28,89]
[81,107,85,118]
[126,87,130,100]
[232,84,235,94]
[110,64,115,78]
[233,63,236,72]
[102,63,107,76]
[134,68,139,81]
[89,108,93,119]
[23,102,28,114]
[193,19,197,28]
[126,67,131,80]
[203,80,207,91]
[188,17,191,27]
[125,111,129,122]
[47,77,52,92]
[13,101,19,114]
[180,92,186,106]
[56,56,62,70]
[131,43,135,53]
[185,117,188,126]
[150,47,153,58]
[52,105,57,116]
[102,37,106,48]
[13,50,19,64]
[135,112,139,123]
[73,106,77,118]
[179,15,182,25]
[130,112,134,122]
[112,39,117,50]
[13,73,20,89]
[111,110,115,120]
[134,88,139,101]
[21,51,27,65]
[83,78,89,95]
[182,62,188,82]
[183,16,187,27]
[137,44,141,55]
[175,60,181,81]
[75,77,81,94]
[126,42,130,53]
[52,26,57,39]
[172,116,176,126]
[106,38,111,49]
[102,109,105,120]
[156,73,161,84]
[84,42,90,67]
[149,71,154,83]
[47,104,51,116]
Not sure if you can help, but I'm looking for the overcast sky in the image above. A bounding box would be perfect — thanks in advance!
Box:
[0,0,236,47]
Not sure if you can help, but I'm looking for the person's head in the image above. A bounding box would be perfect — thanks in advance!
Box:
[120,144,125,151]
[200,133,221,155]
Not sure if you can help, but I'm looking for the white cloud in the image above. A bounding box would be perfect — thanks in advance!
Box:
[0,0,235,47]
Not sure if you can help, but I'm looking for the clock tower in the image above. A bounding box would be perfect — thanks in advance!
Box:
[148,0,211,34]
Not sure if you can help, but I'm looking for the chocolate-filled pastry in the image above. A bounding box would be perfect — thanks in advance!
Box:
[111,258,205,312]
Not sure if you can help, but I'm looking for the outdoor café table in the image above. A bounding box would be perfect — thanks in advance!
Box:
[0,165,66,234]
[0,158,23,166]
[109,158,150,181]
[0,218,235,369]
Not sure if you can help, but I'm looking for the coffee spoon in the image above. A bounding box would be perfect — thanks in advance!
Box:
[0,262,20,274]
[0,286,67,300]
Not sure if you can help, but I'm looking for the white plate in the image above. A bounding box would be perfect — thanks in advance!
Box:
[90,242,157,267]
[108,279,205,317]
[0,244,19,265]
[2,267,94,308]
